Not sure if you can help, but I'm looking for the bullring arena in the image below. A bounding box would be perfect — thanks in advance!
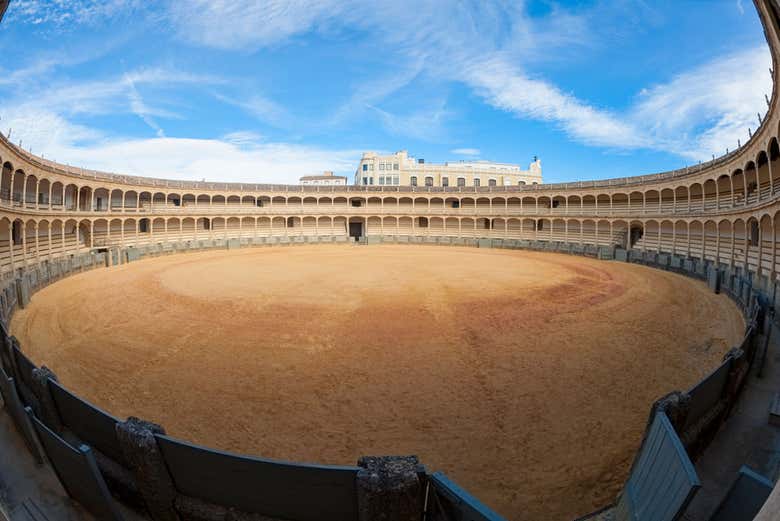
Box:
[1,1,780,521]
[7,246,744,519]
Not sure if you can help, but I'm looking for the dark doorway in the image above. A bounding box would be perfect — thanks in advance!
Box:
[349,222,363,241]
[12,220,21,245]
[629,226,643,247]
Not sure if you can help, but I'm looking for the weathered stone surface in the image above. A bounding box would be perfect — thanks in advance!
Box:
[649,391,691,433]
[175,495,284,521]
[15,277,30,309]
[356,455,424,521]
[116,417,179,521]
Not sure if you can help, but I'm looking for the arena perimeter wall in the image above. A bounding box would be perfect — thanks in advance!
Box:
[0,238,769,521]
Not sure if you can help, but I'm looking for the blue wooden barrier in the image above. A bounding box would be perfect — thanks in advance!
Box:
[425,471,506,521]
[615,412,700,521]
[682,359,731,432]
[709,466,774,521]
[28,409,124,521]
[0,366,44,462]
[155,433,360,521]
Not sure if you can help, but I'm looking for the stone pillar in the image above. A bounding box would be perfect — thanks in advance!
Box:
[648,391,690,434]
[356,456,424,521]
[115,417,179,521]
[15,276,30,309]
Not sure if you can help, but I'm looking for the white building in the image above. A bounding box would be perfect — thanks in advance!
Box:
[299,171,348,186]
[354,150,542,187]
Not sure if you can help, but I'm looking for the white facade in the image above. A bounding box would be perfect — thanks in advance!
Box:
[354,150,543,187]
[300,171,348,186]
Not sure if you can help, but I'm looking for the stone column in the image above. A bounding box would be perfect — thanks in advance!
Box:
[115,417,179,521]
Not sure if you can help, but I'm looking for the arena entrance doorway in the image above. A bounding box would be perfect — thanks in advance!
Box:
[348,218,364,241]
[629,226,644,248]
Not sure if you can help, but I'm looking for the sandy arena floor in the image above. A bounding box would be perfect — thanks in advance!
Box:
[11,245,744,520]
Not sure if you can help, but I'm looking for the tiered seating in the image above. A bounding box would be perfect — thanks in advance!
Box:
[0,235,86,273]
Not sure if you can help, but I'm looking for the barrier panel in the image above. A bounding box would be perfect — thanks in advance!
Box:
[615,412,700,521]
[12,342,37,405]
[28,411,125,521]
[0,366,44,462]
[48,380,125,464]
[155,434,361,521]
[710,466,774,521]
[682,359,731,433]
[426,471,506,521]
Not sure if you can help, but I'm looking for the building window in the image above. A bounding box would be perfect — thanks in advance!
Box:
[379,163,385,170]
[393,176,400,185]
[518,181,526,186]
[488,179,497,187]
[418,217,429,228]
[457,177,465,187]
[425,176,433,187]
[362,164,368,172]
[379,176,385,185]
[393,163,399,170]
[362,177,369,185]
[474,178,481,187]
[287,217,295,228]
[442,177,449,187]
[351,199,362,207]
[369,177,374,185]
[452,200,460,208]
[411,176,417,186]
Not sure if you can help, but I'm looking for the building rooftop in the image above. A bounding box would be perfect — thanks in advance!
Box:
[300,175,347,180]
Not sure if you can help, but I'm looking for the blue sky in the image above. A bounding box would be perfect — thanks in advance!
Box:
[0,0,771,184]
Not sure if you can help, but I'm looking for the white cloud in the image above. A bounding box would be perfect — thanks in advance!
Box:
[7,0,143,27]
[0,108,100,159]
[0,106,358,184]
[463,56,645,149]
[221,131,265,147]
[367,101,452,143]
[631,45,771,160]
[54,138,360,184]
[215,93,294,129]
[451,148,480,156]
[1,67,221,133]
[168,0,347,50]
[125,73,166,138]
